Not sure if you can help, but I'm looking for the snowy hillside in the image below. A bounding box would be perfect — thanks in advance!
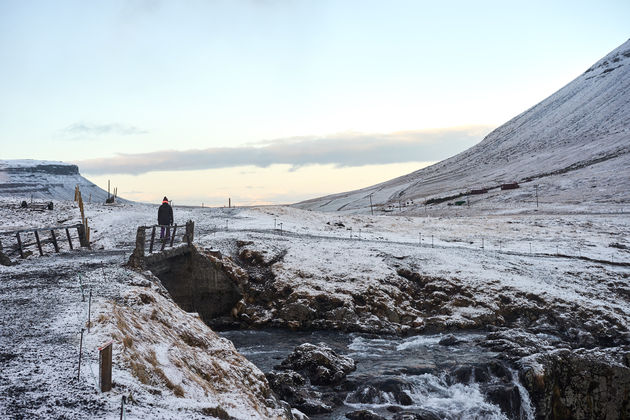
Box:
[295,39,630,214]
[0,159,123,203]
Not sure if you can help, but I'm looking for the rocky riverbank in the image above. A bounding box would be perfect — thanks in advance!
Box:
[207,235,630,419]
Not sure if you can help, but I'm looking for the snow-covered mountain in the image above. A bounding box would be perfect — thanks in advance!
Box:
[295,39,630,214]
[0,159,122,203]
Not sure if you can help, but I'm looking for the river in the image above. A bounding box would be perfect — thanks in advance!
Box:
[220,329,535,419]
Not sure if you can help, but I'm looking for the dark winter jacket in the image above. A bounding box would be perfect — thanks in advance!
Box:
[158,202,174,225]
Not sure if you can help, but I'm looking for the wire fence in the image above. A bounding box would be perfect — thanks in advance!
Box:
[199,221,629,266]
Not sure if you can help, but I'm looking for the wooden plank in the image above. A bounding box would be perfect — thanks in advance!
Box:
[149,226,156,254]
[65,228,73,250]
[99,342,113,392]
[50,230,59,253]
[34,231,44,256]
[170,225,177,247]
[16,232,24,259]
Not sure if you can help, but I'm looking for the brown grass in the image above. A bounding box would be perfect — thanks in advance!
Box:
[130,360,151,385]
[122,335,133,349]
[180,330,207,349]
[146,349,158,367]
[155,366,185,397]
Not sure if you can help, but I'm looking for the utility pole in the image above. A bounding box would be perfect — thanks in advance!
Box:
[369,194,374,216]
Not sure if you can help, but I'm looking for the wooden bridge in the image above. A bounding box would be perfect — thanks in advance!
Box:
[127,221,195,269]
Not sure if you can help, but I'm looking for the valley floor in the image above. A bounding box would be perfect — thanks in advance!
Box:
[1,199,629,418]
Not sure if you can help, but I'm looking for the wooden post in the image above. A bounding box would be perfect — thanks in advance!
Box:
[66,228,74,250]
[50,230,59,253]
[149,226,156,253]
[77,224,90,248]
[34,231,44,256]
[185,220,194,246]
[77,329,84,381]
[99,342,113,392]
[170,225,177,247]
[87,289,92,333]
[16,232,24,259]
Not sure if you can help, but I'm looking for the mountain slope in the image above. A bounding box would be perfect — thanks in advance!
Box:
[295,39,630,214]
[0,159,122,203]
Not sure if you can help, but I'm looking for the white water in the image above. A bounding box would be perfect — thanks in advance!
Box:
[221,330,536,419]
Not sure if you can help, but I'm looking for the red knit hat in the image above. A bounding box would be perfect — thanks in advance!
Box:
[162,196,168,204]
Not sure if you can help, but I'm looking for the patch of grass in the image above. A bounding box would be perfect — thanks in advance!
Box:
[200,406,232,420]
[180,330,207,349]
[146,349,158,367]
[130,360,151,385]
[122,335,133,349]
[155,366,185,397]
[138,292,155,304]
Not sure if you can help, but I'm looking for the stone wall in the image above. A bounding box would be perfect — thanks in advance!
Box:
[137,245,244,323]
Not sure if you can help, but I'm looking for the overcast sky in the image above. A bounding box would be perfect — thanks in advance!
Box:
[1,1,628,205]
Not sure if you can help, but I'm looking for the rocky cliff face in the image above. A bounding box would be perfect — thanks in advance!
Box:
[0,159,121,202]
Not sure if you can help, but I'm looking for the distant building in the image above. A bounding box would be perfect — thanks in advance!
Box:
[470,188,488,195]
[501,182,519,190]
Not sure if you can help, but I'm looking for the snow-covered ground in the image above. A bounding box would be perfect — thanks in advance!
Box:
[1,198,628,417]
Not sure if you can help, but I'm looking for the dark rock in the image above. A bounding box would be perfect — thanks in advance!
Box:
[0,251,12,266]
[482,383,521,419]
[278,343,356,385]
[346,385,383,404]
[392,410,442,420]
[521,349,630,419]
[364,378,414,406]
[386,405,403,413]
[266,371,333,415]
[438,334,462,346]
[345,409,386,420]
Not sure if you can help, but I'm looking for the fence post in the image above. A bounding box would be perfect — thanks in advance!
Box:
[77,328,85,381]
[185,221,195,246]
[99,342,113,392]
[50,229,59,253]
[170,225,177,247]
[34,231,44,256]
[16,232,24,259]
[66,228,74,250]
[88,289,92,333]
[77,224,90,248]
[149,226,156,254]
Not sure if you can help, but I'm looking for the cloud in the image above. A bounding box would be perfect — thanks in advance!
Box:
[75,125,493,175]
[59,122,148,139]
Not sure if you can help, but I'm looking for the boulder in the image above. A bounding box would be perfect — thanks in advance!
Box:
[345,409,386,420]
[278,343,356,385]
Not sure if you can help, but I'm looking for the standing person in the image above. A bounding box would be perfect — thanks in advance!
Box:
[158,196,174,240]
